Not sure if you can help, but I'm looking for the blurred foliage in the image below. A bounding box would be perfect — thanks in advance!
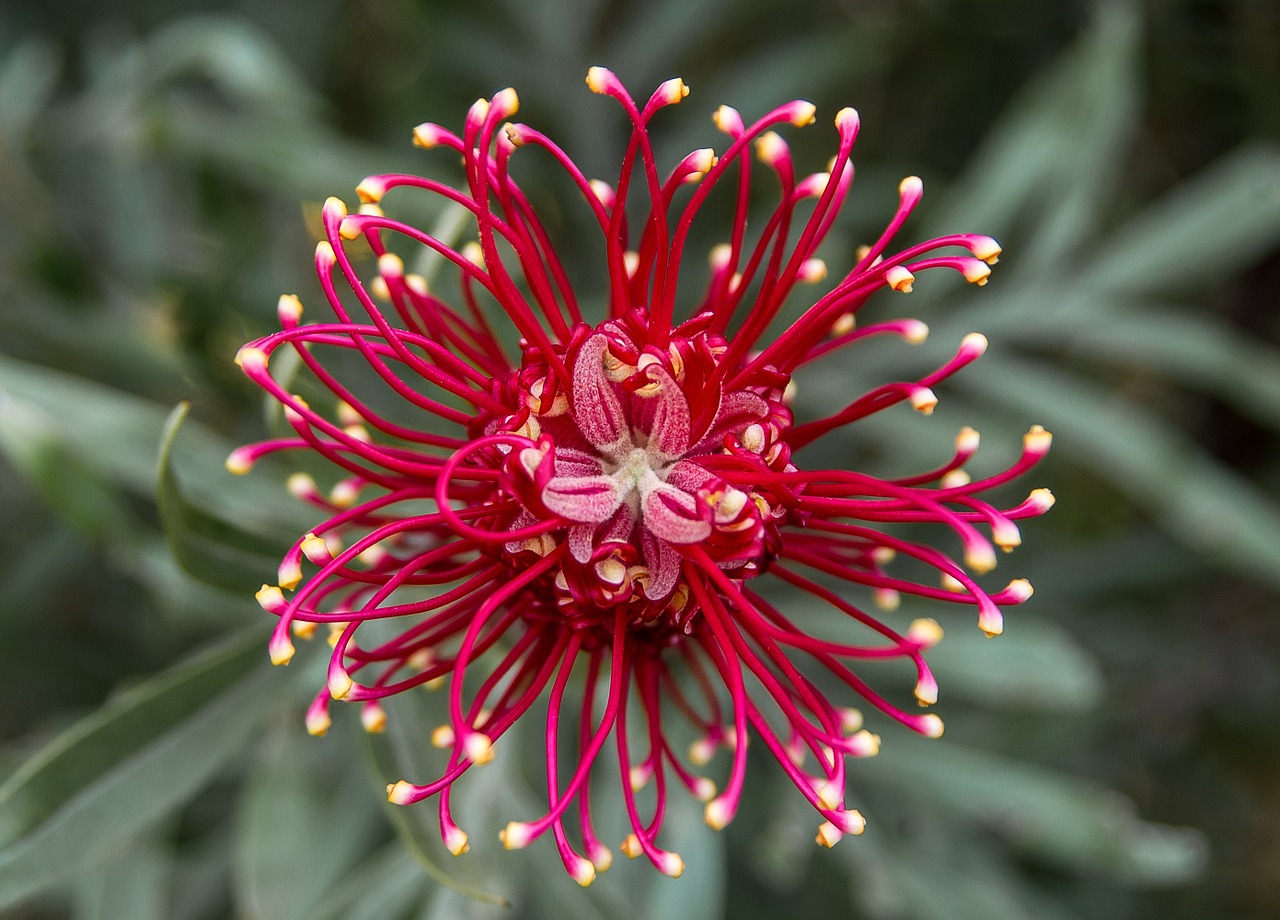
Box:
[1,1,1278,918]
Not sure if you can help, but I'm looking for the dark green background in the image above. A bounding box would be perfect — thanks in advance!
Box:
[1,1,1278,918]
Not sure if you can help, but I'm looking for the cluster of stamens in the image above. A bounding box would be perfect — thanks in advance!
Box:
[230,68,1052,883]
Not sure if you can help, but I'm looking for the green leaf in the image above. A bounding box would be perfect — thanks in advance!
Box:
[233,721,383,920]
[0,355,311,535]
[843,812,1072,920]
[0,355,169,496]
[963,354,1280,589]
[1006,301,1280,429]
[158,402,286,592]
[0,391,137,540]
[1087,145,1280,294]
[859,736,1207,885]
[931,2,1140,266]
[365,715,511,909]
[72,836,172,920]
[0,627,288,910]
[927,617,1103,713]
[310,844,429,920]
[0,39,60,143]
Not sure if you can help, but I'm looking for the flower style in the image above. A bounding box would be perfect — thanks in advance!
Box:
[232,69,1052,885]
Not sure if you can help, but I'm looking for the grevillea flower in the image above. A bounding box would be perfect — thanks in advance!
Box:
[231,69,1052,885]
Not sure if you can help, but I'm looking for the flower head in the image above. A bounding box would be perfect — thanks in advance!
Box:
[234,70,1051,880]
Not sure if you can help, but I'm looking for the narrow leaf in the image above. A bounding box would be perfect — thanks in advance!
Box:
[158,402,285,591]
[0,628,286,909]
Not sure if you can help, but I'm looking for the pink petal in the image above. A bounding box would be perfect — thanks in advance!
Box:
[643,483,712,544]
[601,502,637,544]
[642,365,692,461]
[543,475,622,523]
[691,390,768,453]
[568,524,596,563]
[664,459,716,493]
[642,530,682,600]
[553,447,605,478]
[571,334,629,451]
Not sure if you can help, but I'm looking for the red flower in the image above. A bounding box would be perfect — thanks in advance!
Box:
[232,69,1051,884]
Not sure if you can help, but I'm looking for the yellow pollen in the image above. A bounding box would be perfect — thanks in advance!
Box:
[816,821,842,848]
[305,707,331,737]
[234,345,267,372]
[906,618,944,648]
[500,820,533,849]
[789,101,817,127]
[1024,425,1053,453]
[361,703,387,733]
[660,77,690,104]
[962,332,990,357]
[850,730,881,757]
[755,131,787,165]
[355,177,386,203]
[585,66,612,94]
[255,584,286,612]
[886,265,915,293]
[964,260,992,285]
[464,732,494,764]
[328,668,353,700]
[268,634,295,667]
[831,312,856,337]
[872,587,900,611]
[704,797,733,830]
[571,858,597,887]
[443,826,470,856]
[919,714,945,738]
[492,86,519,115]
[965,542,998,574]
[712,104,740,133]
[277,293,303,323]
[323,196,348,220]
[386,780,415,804]
[910,387,938,414]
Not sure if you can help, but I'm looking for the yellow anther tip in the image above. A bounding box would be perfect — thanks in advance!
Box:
[328,669,353,700]
[361,704,387,734]
[277,294,303,322]
[899,175,924,197]
[269,637,295,667]
[234,346,268,371]
[355,177,386,204]
[571,859,597,887]
[886,265,915,293]
[1025,425,1053,453]
[444,826,470,856]
[704,797,733,830]
[906,617,944,648]
[323,196,348,219]
[790,101,817,127]
[816,821,842,848]
[585,66,612,93]
[499,821,532,850]
[658,852,685,878]
[305,711,331,737]
[225,449,254,475]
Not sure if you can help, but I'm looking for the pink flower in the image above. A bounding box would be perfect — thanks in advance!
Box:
[232,69,1052,885]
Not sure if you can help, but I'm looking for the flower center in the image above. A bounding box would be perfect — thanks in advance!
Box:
[491,318,796,627]
[608,446,666,500]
